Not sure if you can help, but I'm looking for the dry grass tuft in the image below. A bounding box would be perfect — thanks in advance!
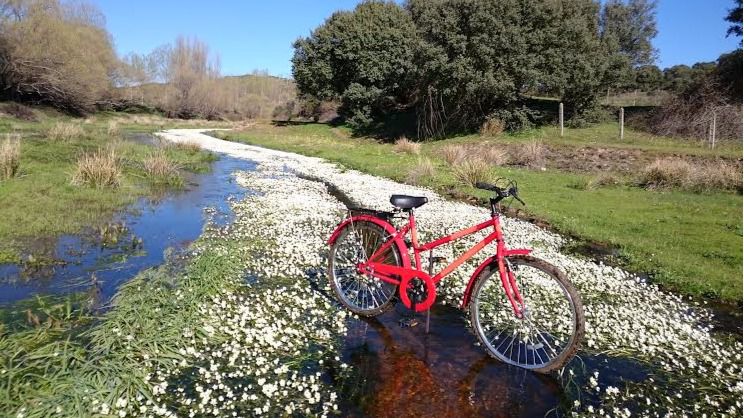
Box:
[169,141,202,154]
[406,158,436,185]
[106,120,120,137]
[639,158,742,192]
[72,150,121,188]
[453,159,491,186]
[587,172,622,189]
[47,122,84,142]
[480,118,505,137]
[143,151,182,184]
[0,133,21,180]
[509,140,546,168]
[479,145,509,166]
[393,137,421,155]
[440,144,468,165]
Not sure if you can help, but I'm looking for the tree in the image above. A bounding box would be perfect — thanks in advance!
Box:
[600,0,658,67]
[725,0,742,37]
[0,0,117,113]
[634,64,663,91]
[165,36,223,118]
[291,1,418,131]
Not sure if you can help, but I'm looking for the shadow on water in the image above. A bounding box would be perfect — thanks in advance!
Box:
[0,134,255,307]
[337,304,566,418]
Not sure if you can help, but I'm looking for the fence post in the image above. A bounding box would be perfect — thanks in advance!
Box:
[711,111,717,149]
[559,102,564,137]
[619,107,624,140]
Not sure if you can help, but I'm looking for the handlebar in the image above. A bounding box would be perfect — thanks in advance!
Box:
[475,180,526,206]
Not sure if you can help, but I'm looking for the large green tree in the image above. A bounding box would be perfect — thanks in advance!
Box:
[291,1,418,131]
[600,0,658,67]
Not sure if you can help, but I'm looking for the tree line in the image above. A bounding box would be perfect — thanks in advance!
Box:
[292,0,742,138]
[0,0,294,119]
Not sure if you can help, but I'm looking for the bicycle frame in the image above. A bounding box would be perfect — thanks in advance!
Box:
[355,210,530,315]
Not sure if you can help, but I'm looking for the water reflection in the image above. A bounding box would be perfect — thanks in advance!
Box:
[339,304,565,417]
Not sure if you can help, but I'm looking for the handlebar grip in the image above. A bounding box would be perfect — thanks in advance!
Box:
[475,182,500,192]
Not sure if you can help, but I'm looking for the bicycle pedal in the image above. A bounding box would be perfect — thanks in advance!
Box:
[430,256,447,263]
[398,317,419,328]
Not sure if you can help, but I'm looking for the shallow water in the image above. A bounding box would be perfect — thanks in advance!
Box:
[0,135,254,306]
[338,304,566,417]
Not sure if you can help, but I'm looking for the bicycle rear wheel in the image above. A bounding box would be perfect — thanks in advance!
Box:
[469,255,584,373]
[328,220,403,316]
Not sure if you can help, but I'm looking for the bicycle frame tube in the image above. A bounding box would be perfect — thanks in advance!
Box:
[363,210,527,316]
[366,213,501,284]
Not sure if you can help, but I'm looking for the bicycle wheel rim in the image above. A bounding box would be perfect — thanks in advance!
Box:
[330,222,400,313]
[472,258,578,370]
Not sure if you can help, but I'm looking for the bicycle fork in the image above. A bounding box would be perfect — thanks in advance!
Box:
[498,255,525,319]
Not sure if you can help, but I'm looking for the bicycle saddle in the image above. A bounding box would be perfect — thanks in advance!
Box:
[390,194,428,209]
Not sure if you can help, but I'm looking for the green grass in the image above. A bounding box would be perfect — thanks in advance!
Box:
[0,110,217,263]
[214,122,743,303]
[0,241,244,417]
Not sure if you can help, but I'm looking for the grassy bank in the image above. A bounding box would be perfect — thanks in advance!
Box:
[213,122,743,303]
[0,107,221,264]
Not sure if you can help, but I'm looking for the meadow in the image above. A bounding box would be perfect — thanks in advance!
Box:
[212,122,743,303]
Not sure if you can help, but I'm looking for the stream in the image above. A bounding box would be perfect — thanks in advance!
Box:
[0,134,253,306]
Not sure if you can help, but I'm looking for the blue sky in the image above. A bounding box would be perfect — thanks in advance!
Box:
[95,0,742,77]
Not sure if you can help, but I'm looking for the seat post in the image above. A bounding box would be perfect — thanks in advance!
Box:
[409,209,422,270]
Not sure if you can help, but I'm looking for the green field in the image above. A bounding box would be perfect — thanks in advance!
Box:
[0,109,221,263]
[214,122,743,303]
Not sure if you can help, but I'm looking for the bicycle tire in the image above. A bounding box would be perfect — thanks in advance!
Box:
[469,255,584,373]
[328,220,403,317]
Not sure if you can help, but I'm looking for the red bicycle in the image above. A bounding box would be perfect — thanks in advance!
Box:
[327,180,584,372]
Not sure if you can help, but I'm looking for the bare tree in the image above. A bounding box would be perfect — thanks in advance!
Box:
[0,0,117,113]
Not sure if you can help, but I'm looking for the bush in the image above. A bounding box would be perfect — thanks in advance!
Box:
[47,122,84,142]
[72,150,121,188]
[453,159,491,187]
[566,105,614,128]
[486,106,538,132]
[393,137,420,155]
[638,158,742,192]
[405,158,435,185]
[0,133,21,180]
[479,118,505,137]
[1,103,37,121]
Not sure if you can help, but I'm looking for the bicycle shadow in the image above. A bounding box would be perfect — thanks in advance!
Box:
[335,303,567,418]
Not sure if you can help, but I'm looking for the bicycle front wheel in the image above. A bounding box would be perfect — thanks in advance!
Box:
[469,255,584,373]
[328,220,403,317]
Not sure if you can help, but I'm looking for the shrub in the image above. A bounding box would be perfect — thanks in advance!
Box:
[405,157,435,185]
[1,103,37,121]
[393,137,420,155]
[453,159,491,186]
[142,151,182,185]
[0,133,21,180]
[440,144,467,165]
[479,118,505,137]
[509,140,546,168]
[47,122,84,142]
[72,150,121,188]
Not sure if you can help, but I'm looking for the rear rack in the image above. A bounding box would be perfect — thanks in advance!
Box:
[348,207,397,221]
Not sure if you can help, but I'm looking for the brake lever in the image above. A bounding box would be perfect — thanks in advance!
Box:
[509,187,526,206]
